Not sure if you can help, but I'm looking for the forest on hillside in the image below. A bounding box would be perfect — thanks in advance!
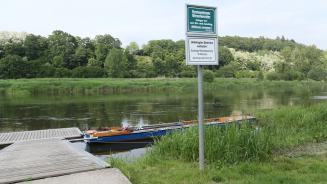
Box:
[0,31,326,81]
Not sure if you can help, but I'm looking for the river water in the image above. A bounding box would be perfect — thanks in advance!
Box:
[1,86,327,159]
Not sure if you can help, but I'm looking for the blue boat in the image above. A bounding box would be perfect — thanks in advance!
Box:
[83,115,256,144]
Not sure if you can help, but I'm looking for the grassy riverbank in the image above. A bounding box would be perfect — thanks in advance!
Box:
[0,78,326,96]
[111,102,327,184]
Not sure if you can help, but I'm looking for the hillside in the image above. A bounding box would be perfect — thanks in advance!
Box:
[0,30,326,81]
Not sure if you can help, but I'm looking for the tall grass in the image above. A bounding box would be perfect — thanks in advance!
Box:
[149,124,273,164]
[0,78,326,97]
[143,102,327,164]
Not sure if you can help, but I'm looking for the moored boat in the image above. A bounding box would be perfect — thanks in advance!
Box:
[83,115,256,144]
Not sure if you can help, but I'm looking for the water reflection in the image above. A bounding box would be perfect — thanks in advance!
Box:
[0,88,326,132]
[72,141,152,160]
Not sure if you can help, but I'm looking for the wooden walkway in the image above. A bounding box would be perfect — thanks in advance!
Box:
[0,127,82,145]
[0,138,109,184]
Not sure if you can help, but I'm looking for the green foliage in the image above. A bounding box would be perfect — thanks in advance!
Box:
[48,30,78,69]
[135,56,155,78]
[219,36,299,52]
[180,66,196,78]
[24,34,48,60]
[266,70,305,81]
[126,41,139,55]
[308,68,327,81]
[0,55,27,79]
[257,71,264,80]
[235,70,259,79]
[215,63,241,78]
[151,124,272,164]
[113,153,327,184]
[54,67,71,78]
[87,58,102,67]
[104,48,127,78]
[218,46,234,67]
[72,66,105,78]
[112,102,327,184]
[144,99,327,165]
[266,71,280,80]
[203,69,214,82]
[0,31,325,80]
[94,34,121,63]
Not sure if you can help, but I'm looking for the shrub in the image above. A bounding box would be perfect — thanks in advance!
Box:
[308,68,327,81]
[215,64,238,78]
[54,67,71,77]
[72,66,105,78]
[266,72,280,80]
[38,65,56,77]
[235,70,258,79]
[203,70,214,82]
[257,71,264,80]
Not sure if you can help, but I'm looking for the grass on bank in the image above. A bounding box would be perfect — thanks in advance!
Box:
[0,78,326,96]
[112,154,327,184]
[111,102,327,184]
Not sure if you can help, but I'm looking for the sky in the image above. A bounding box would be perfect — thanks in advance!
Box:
[0,0,326,49]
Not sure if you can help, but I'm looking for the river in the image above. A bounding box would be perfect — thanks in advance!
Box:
[1,86,327,159]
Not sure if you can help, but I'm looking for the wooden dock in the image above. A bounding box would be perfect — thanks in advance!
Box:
[0,138,109,184]
[0,127,82,145]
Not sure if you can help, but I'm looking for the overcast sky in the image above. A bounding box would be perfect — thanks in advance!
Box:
[1,0,326,49]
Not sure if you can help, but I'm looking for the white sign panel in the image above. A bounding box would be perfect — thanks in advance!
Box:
[186,37,218,65]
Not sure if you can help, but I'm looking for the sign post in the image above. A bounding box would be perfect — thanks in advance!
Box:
[185,4,218,171]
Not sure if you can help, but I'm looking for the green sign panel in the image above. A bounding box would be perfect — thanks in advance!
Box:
[187,5,216,35]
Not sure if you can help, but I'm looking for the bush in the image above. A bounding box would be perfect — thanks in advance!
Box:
[203,70,214,82]
[266,72,281,80]
[180,70,196,78]
[54,67,72,77]
[257,71,264,80]
[72,66,105,78]
[308,68,327,81]
[0,55,27,79]
[235,70,258,79]
[215,63,241,78]
[38,65,56,77]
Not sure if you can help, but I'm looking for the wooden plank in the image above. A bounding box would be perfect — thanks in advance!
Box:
[0,127,82,145]
[0,138,109,184]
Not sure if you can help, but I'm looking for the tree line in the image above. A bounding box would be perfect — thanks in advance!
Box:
[0,30,326,81]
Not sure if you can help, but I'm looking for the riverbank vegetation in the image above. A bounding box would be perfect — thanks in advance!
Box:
[0,78,326,96]
[1,31,326,81]
[111,102,327,184]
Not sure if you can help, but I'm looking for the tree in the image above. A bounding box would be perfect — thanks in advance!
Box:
[281,46,324,77]
[0,55,27,79]
[74,37,95,67]
[104,48,127,78]
[87,58,102,67]
[4,40,25,57]
[124,50,137,77]
[135,56,155,78]
[24,34,48,60]
[95,34,121,64]
[153,57,165,76]
[126,42,139,55]
[48,30,78,69]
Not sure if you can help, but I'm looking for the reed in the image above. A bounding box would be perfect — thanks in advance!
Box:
[143,102,327,164]
[149,124,273,164]
[111,102,327,184]
[0,78,325,97]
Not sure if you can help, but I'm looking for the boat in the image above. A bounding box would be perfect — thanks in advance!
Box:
[83,115,256,144]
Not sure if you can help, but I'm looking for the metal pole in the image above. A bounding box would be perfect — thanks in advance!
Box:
[197,65,205,170]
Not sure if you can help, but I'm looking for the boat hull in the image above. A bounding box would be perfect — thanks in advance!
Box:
[84,116,256,144]
[84,129,173,143]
